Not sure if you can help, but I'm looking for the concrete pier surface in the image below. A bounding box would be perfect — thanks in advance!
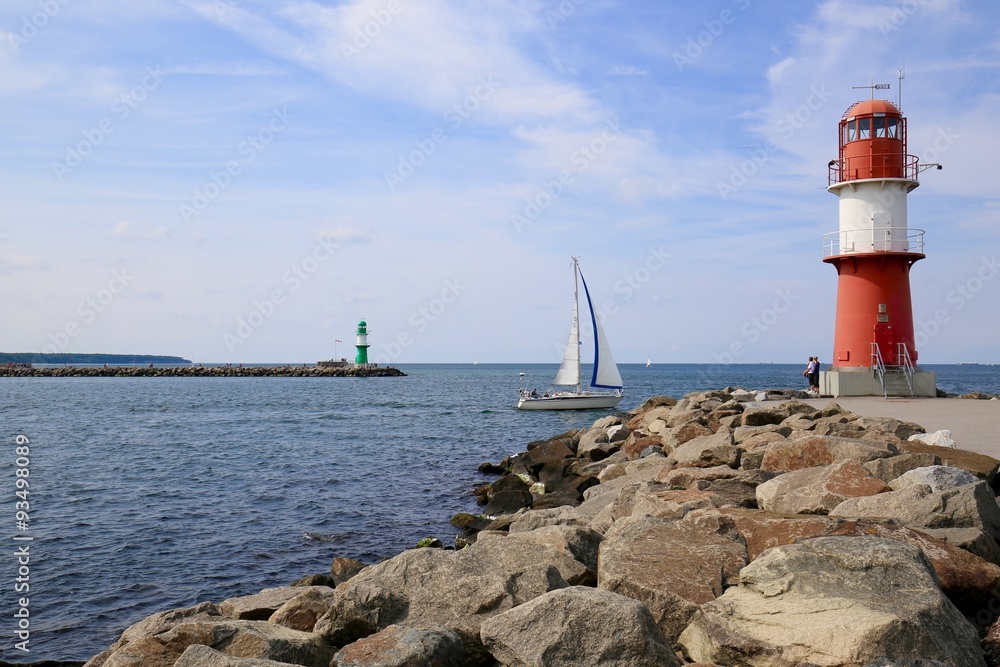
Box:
[793,396,1000,459]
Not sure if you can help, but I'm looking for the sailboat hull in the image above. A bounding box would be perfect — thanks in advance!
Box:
[516,392,623,411]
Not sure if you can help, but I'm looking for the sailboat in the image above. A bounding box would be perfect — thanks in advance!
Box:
[646,356,651,368]
[516,257,624,410]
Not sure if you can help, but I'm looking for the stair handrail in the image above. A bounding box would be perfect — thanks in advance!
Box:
[871,343,888,398]
[897,342,915,396]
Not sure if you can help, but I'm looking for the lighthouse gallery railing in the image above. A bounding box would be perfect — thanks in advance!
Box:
[823,228,925,257]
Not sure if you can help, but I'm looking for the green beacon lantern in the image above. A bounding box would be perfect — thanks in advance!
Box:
[354,320,370,365]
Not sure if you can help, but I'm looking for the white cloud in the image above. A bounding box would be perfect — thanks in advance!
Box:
[0,252,46,274]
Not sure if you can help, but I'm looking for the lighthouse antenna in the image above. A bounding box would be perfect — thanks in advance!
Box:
[897,66,905,111]
[853,80,892,100]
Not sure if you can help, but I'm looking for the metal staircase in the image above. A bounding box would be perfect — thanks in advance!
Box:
[870,342,915,398]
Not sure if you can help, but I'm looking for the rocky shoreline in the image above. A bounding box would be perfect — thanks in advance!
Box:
[76,387,1000,666]
[0,365,405,378]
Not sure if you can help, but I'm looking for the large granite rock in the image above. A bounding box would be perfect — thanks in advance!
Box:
[480,587,680,667]
[501,523,603,575]
[756,459,890,515]
[173,645,301,667]
[897,440,1000,485]
[863,452,940,484]
[597,513,747,642]
[889,465,980,492]
[332,624,464,667]
[314,533,589,664]
[760,435,897,473]
[268,587,337,633]
[220,587,321,621]
[678,537,986,667]
[830,480,1000,540]
[669,429,739,469]
[97,619,335,667]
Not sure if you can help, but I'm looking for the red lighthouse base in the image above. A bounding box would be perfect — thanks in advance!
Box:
[824,252,922,368]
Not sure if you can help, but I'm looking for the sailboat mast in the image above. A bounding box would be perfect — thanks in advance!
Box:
[572,257,581,395]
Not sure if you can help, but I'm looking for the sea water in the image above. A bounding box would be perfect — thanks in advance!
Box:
[1,363,998,662]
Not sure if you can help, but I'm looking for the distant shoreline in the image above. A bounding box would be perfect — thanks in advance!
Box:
[0,365,405,378]
[0,353,191,365]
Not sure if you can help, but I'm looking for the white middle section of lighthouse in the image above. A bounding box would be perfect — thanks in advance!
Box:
[831,179,918,254]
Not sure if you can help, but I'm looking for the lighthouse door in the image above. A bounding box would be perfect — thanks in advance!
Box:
[874,323,897,366]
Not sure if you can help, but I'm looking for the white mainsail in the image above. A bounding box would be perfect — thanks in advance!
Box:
[552,260,581,387]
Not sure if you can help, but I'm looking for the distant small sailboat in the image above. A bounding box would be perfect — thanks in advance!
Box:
[646,356,651,368]
[516,257,623,411]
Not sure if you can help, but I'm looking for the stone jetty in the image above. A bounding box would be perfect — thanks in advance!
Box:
[0,365,405,378]
[83,387,1000,667]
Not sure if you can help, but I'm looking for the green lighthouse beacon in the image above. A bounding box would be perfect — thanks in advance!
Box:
[354,320,370,365]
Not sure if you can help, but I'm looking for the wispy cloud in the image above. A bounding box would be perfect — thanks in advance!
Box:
[112,221,169,239]
[161,61,288,77]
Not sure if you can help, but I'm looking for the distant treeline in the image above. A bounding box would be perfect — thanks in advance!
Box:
[0,353,191,365]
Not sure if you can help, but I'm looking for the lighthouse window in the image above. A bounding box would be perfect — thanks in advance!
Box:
[873,116,886,137]
[858,117,871,140]
[847,119,857,142]
[886,117,898,138]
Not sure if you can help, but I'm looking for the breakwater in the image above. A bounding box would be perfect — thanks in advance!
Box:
[0,365,405,378]
[80,386,1000,666]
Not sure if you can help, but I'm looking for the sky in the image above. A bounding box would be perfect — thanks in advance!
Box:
[1,0,998,365]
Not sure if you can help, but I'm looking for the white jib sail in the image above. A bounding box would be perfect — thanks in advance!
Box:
[579,268,623,390]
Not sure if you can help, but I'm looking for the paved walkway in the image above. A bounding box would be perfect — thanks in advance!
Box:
[792,396,1000,459]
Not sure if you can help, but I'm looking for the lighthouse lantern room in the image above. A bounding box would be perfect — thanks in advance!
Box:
[819,94,937,397]
[355,320,371,365]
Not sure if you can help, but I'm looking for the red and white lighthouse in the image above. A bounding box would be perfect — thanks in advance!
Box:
[821,96,937,396]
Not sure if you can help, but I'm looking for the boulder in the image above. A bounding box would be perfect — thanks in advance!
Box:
[716,507,843,559]
[332,624,464,667]
[484,489,533,516]
[909,429,957,449]
[759,437,834,472]
[677,537,986,667]
[577,427,619,461]
[733,424,791,444]
[621,435,664,460]
[593,415,623,429]
[502,523,603,574]
[916,527,1000,566]
[525,438,575,471]
[665,421,714,448]
[821,520,1000,614]
[760,435,897,473]
[740,407,786,427]
[607,424,631,443]
[831,480,1000,540]
[598,514,747,642]
[756,459,890,515]
[657,465,739,488]
[863,452,941,484]
[507,506,589,533]
[897,440,1000,486]
[669,430,739,469]
[219,586,329,621]
[631,395,677,414]
[268,587,337,633]
[173,645,301,667]
[667,409,707,429]
[480,587,679,667]
[314,533,588,664]
[889,465,980,492]
[98,620,335,667]
[630,487,720,521]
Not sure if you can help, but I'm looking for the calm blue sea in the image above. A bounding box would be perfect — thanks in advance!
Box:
[1,363,998,662]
